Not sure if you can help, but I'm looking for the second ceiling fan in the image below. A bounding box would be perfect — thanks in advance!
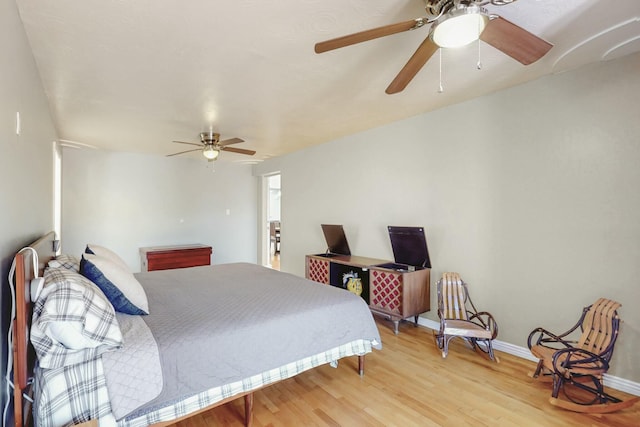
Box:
[315,0,553,94]
[168,131,256,161]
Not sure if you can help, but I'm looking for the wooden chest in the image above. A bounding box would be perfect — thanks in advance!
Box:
[140,244,212,272]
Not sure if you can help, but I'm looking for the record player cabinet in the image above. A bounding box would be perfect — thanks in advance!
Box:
[305,254,430,334]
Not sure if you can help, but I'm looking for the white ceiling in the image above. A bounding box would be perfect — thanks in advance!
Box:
[16,0,640,163]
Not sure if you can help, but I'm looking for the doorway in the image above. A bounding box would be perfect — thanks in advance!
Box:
[265,174,281,270]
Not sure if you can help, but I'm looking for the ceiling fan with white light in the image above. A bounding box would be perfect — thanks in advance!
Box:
[167,131,256,161]
[315,0,553,94]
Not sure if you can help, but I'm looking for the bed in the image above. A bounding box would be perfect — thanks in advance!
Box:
[10,232,381,427]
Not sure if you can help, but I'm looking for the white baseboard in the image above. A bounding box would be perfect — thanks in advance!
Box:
[416,317,640,397]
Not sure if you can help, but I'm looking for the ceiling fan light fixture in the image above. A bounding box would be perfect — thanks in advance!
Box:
[431,6,489,49]
[202,145,219,160]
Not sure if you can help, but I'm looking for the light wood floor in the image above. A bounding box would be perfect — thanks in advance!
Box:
[171,319,639,427]
[269,253,280,271]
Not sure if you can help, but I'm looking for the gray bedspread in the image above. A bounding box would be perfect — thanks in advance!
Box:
[116,262,381,420]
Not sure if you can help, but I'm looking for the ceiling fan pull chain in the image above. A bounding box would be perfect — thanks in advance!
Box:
[438,49,444,93]
[477,37,482,70]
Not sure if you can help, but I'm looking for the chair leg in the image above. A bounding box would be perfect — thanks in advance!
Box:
[549,373,640,413]
[487,340,496,361]
[469,338,497,362]
[442,335,451,358]
[552,375,562,399]
[594,376,607,404]
[434,332,444,350]
[532,360,544,378]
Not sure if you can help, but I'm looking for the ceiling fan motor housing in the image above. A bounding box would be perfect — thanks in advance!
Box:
[200,131,220,144]
[425,0,469,17]
[424,0,517,18]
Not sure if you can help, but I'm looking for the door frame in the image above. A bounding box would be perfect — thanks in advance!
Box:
[258,172,281,267]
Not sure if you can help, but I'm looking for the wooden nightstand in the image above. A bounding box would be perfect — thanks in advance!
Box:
[140,244,212,272]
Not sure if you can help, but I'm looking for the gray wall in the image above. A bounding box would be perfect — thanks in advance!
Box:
[0,0,57,417]
[255,52,640,382]
[61,148,258,271]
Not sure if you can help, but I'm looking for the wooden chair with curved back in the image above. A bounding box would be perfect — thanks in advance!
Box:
[436,272,499,361]
[527,298,639,413]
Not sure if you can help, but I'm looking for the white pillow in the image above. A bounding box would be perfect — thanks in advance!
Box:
[85,244,130,271]
[80,253,149,315]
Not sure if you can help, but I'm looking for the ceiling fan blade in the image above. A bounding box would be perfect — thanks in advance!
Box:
[218,137,244,147]
[172,140,202,147]
[480,16,553,65]
[166,148,201,157]
[221,146,256,156]
[315,19,426,54]
[386,37,439,94]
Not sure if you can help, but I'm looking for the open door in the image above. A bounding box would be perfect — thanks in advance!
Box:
[264,174,281,270]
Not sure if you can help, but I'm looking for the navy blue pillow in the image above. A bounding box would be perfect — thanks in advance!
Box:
[80,255,149,315]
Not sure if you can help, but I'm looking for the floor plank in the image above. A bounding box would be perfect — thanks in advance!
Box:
[170,319,640,426]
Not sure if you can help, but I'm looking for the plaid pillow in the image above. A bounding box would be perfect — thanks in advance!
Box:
[47,253,81,272]
[31,268,123,369]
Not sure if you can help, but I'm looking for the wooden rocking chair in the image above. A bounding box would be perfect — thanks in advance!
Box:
[527,298,639,413]
[436,272,498,361]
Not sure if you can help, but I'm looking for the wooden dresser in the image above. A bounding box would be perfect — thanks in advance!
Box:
[140,244,212,272]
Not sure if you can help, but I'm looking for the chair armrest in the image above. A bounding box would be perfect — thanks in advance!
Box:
[551,347,609,376]
[468,311,498,340]
[527,327,577,351]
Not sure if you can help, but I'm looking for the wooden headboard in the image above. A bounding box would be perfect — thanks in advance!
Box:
[11,232,57,427]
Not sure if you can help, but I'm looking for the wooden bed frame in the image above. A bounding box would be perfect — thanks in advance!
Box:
[12,232,56,427]
[11,232,366,427]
